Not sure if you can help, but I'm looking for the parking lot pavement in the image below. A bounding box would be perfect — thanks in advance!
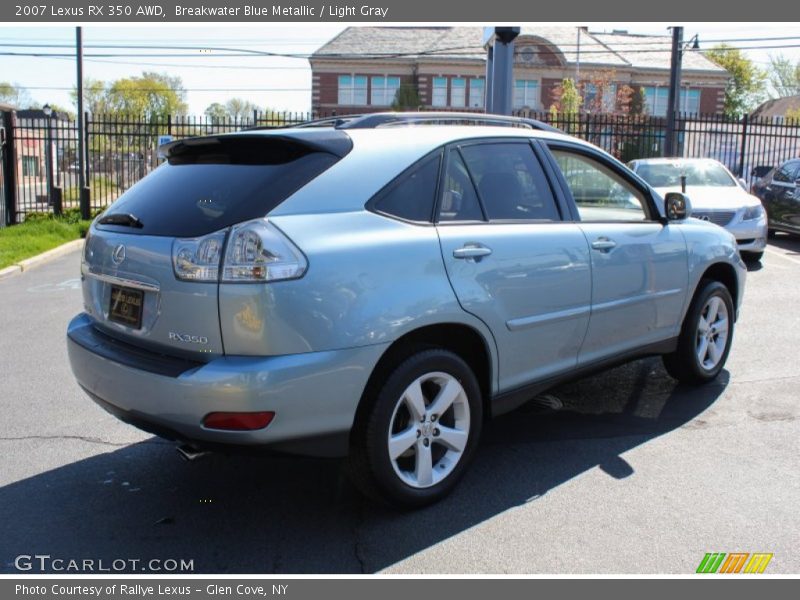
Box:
[1,238,798,575]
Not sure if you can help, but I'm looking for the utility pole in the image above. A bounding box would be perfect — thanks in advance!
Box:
[483,27,520,115]
[76,26,89,220]
[665,26,683,157]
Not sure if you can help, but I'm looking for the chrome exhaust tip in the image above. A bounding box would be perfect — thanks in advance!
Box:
[176,443,210,462]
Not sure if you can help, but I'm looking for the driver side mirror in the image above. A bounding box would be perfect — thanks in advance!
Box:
[665,192,692,220]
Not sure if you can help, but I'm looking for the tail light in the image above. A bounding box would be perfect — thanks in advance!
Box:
[172,219,306,283]
[222,219,307,282]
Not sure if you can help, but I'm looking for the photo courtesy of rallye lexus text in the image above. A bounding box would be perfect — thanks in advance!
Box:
[67,112,746,508]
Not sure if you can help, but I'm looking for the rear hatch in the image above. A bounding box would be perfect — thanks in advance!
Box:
[81,131,351,359]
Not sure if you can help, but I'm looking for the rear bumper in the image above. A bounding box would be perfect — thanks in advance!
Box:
[67,313,388,457]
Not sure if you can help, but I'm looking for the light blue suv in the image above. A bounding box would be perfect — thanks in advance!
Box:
[67,113,746,507]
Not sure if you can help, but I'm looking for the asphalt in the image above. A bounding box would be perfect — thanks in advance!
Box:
[0,238,798,574]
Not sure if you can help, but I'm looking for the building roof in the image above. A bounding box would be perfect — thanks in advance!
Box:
[312,26,727,74]
[751,95,800,118]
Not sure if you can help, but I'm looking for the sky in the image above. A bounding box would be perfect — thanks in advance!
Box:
[1,22,799,115]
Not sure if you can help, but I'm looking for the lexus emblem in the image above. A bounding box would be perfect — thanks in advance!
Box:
[111,244,126,265]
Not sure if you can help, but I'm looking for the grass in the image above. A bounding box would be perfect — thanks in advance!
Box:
[0,210,93,270]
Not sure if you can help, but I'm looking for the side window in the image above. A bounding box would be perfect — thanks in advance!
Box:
[438,150,484,222]
[372,152,441,222]
[789,161,800,181]
[459,143,560,221]
[774,163,794,183]
[551,149,649,222]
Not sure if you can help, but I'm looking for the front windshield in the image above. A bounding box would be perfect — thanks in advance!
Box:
[636,161,737,188]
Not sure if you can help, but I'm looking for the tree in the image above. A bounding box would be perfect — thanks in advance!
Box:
[549,78,582,115]
[704,45,766,116]
[103,72,188,118]
[766,54,800,98]
[225,98,258,120]
[0,81,33,107]
[204,102,228,122]
[581,71,631,114]
[70,78,108,115]
[391,83,421,111]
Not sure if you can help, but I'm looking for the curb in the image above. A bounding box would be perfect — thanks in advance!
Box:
[0,238,85,281]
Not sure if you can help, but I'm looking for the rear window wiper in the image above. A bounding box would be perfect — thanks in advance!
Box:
[98,213,144,228]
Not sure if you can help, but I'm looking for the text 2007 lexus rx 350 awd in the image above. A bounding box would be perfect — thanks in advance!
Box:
[67,113,746,507]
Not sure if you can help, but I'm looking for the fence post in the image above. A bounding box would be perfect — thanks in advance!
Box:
[738,113,749,178]
[2,110,18,225]
[167,114,172,137]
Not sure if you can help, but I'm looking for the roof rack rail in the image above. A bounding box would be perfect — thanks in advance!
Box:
[331,112,562,133]
[247,112,562,133]
[244,115,366,131]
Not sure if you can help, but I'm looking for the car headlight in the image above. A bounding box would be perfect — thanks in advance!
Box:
[742,205,764,221]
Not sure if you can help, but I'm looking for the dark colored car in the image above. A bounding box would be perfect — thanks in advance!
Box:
[751,159,800,237]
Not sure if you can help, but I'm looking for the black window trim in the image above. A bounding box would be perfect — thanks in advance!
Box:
[365,147,444,226]
[433,136,568,226]
[542,140,665,224]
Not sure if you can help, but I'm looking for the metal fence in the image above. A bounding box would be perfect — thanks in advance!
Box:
[3,110,800,223]
[525,111,800,181]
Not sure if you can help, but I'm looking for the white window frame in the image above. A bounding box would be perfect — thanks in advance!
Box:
[584,82,617,113]
[644,86,700,116]
[450,78,466,108]
[338,75,367,106]
[432,77,448,108]
[469,78,485,108]
[513,79,540,110]
[370,76,401,106]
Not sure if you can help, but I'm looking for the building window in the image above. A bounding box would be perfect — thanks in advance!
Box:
[682,89,701,114]
[371,76,401,106]
[450,78,466,108]
[583,83,617,113]
[643,87,700,116]
[432,77,448,107]
[338,75,367,106]
[22,155,40,178]
[469,78,485,108]
[513,80,540,109]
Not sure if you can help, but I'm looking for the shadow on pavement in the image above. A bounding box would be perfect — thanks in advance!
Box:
[0,358,727,574]
[767,233,800,255]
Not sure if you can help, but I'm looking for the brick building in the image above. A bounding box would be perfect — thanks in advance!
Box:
[309,26,729,116]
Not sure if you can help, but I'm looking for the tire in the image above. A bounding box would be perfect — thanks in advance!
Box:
[348,348,483,508]
[742,251,764,263]
[767,228,776,239]
[662,279,735,385]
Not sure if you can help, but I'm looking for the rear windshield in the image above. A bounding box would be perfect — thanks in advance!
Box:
[96,136,341,237]
[636,161,737,188]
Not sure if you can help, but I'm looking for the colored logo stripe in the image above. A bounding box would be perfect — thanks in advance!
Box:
[744,553,773,574]
[697,553,726,573]
[696,552,773,574]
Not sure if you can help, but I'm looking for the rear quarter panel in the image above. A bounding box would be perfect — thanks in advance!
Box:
[218,211,499,390]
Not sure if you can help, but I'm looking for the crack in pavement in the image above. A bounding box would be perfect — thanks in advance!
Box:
[0,435,169,447]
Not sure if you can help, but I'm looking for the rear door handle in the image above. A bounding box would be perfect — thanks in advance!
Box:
[591,237,617,251]
[453,244,493,260]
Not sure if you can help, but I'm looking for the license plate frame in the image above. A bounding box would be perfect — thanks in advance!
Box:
[108,285,144,329]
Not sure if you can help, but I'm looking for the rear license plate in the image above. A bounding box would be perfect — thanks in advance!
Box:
[109,285,144,329]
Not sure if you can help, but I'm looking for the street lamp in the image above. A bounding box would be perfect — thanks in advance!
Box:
[42,104,55,209]
[665,29,701,156]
